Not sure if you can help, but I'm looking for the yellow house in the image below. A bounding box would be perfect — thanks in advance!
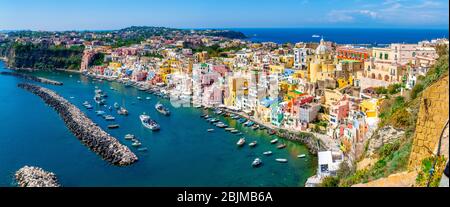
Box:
[224,77,248,106]
[360,98,379,118]
[109,62,122,69]
[337,75,354,89]
[269,65,284,74]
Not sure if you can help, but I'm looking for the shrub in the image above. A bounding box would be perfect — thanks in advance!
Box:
[321,176,340,187]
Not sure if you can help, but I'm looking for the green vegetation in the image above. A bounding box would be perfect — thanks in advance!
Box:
[144,52,164,59]
[8,43,84,70]
[112,37,144,48]
[90,53,105,66]
[191,44,244,57]
[374,83,403,95]
[320,176,340,187]
[415,155,447,187]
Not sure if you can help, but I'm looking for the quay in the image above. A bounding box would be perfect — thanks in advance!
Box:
[0,71,63,85]
[15,166,60,187]
[18,83,138,166]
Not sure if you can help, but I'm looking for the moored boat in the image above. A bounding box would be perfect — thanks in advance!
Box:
[155,103,170,116]
[124,134,135,140]
[270,138,278,144]
[107,124,119,129]
[297,154,306,158]
[117,107,128,115]
[275,158,288,163]
[277,143,287,149]
[248,141,257,147]
[207,129,215,132]
[140,114,160,131]
[252,158,262,167]
[237,138,246,147]
[263,151,273,156]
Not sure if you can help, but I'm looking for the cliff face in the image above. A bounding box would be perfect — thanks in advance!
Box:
[7,43,84,70]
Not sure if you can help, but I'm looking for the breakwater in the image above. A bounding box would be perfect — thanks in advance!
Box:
[0,71,63,85]
[18,83,138,166]
[15,166,60,187]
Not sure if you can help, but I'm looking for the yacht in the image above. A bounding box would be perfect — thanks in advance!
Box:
[140,114,160,131]
[155,103,170,116]
[252,158,262,167]
[237,138,246,147]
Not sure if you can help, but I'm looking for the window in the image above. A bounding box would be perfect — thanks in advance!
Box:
[385,54,389,60]
[412,52,416,57]
[320,164,329,173]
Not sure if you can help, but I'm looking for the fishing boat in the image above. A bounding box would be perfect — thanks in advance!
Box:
[107,124,119,129]
[248,141,258,147]
[207,129,215,132]
[277,143,287,149]
[275,158,288,163]
[140,114,160,131]
[124,134,135,140]
[138,147,148,152]
[297,154,306,158]
[263,151,273,156]
[103,115,116,121]
[252,158,262,167]
[117,107,129,115]
[113,102,120,109]
[155,103,170,116]
[270,139,278,144]
[237,138,246,147]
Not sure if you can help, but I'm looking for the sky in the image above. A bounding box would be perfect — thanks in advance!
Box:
[0,0,448,31]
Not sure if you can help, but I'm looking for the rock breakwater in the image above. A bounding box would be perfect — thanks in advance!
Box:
[15,166,60,187]
[18,83,138,166]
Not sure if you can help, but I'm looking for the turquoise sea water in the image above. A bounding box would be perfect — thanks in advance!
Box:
[0,62,316,187]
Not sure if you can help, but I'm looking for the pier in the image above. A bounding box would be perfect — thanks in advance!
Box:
[18,83,138,166]
[0,71,63,85]
[15,166,60,187]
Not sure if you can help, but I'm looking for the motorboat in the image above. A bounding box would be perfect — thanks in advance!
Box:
[155,103,170,116]
[277,143,287,149]
[207,129,215,132]
[95,110,106,116]
[276,158,288,163]
[263,151,273,156]
[124,134,135,140]
[107,124,119,129]
[252,158,262,167]
[132,141,142,147]
[117,107,129,115]
[225,128,235,131]
[231,130,239,133]
[297,154,306,158]
[270,139,278,144]
[103,115,116,121]
[146,97,151,100]
[237,138,246,147]
[140,114,160,131]
[248,141,257,147]
[137,97,142,100]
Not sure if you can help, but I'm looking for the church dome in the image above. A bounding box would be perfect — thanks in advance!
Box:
[315,37,329,55]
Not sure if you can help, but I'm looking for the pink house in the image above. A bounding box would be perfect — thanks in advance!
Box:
[329,95,350,127]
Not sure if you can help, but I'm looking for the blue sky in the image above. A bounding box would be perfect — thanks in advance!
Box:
[0,0,448,30]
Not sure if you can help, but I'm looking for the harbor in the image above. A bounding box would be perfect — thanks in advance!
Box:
[0,62,316,187]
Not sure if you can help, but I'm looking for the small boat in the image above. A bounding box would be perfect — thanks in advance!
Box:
[263,151,272,156]
[246,121,255,127]
[83,101,89,106]
[207,129,215,132]
[237,138,246,147]
[277,143,287,149]
[131,142,142,147]
[248,141,257,147]
[137,97,142,100]
[270,139,278,144]
[268,129,276,135]
[225,128,235,131]
[238,118,247,123]
[312,34,320,38]
[108,124,119,129]
[155,103,170,116]
[117,107,128,115]
[252,158,262,167]
[137,147,148,152]
[236,132,243,136]
[140,114,160,131]
[85,104,93,109]
[251,125,259,130]
[70,96,75,99]
[259,126,266,130]
[103,115,115,121]
[124,134,135,140]
[146,97,151,100]
[276,158,288,163]
[95,110,106,116]
[297,154,306,158]
[113,102,120,109]
[231,130,239,133]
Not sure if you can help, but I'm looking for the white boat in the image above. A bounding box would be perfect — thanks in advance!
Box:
[104,115,115,121]
[85,104,93,109]
[155,103,170,116]
[137,97,142,100]
[276,158,288,163]
[237,138,246,147]
[252,158,262,167]
[95,110,106,116]
[207,129,215,132]
[312,34,320,38]
[263,151,272,156]
[132,142,142,147]
[124,134,134,140]
[140,114,160,131]
[270,139,278,144]
[297,154,306,158]
[146,97,151,100]
[248,141,257,147]
[83,101,89,106]
[117,107,128,115]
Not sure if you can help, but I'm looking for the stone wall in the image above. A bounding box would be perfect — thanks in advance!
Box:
[408,75,449,170]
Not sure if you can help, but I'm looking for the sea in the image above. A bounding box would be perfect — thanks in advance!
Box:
[0,61,316,187]
[231,28,449,45]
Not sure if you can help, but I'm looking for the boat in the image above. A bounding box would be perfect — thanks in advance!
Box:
[95,110,106,116]
[113,102,119,109]
[107,124,119,129]
[225,128,235,131]
[275,158,288,163]
[251,125,259,130]
[245,121,255,127]
[259,126,266,130]
[70,96,75,99]
[137,147,148,152]
[277,143,287,149]
[103,115,116,121]
[94,95,104,105]
[207,129,215,132]
[237,138,246,147]
[270,139,278,144]
[117,107,128,115]
[268,129,276,135]
[137,97,142,100]
[231,130,239,133]
[85,104,93,109]
[131,141,142,147]
[252,158,262,167]
[238,118,247,123]
[312,34,320,38]
[124,134,135,140]
[263,151,273,156]
[248,141,257,147]
[83,101,89,106]
[146,97,151,100]
[297,154,306,158]
[155,103,170,116]
[140,114,160,131]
